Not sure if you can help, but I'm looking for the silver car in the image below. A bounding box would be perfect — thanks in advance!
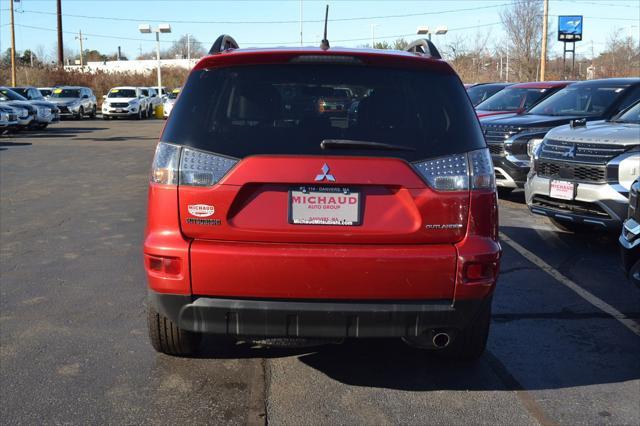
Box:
[526,101,640,231]
[0,105,19,134]
[47,86,97,119]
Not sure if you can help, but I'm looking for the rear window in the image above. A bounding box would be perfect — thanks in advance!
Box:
[162,65,485,161]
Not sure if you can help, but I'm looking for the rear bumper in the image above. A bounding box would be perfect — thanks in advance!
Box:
[149,291,489,338]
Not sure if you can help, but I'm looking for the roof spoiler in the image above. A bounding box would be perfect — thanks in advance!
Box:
[209,35,239,55]
[405,39,442,59]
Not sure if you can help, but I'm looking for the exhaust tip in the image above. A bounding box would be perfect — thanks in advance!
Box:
[432,332,451,348]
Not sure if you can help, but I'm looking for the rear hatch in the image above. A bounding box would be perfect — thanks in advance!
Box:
[161,60,486,298]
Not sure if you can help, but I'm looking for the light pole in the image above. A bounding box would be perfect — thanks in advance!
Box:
[371,24,380,48]
[416,25,448,41]
[139,23,171,99]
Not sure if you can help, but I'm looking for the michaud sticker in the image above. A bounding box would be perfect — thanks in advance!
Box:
[289,187,361,226]
[188,204,215,217]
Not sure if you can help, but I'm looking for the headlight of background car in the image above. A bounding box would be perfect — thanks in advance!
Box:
[618,148,640,191]
[527,138,544,159]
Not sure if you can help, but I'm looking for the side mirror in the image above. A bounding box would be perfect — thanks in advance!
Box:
[82,95,89,99]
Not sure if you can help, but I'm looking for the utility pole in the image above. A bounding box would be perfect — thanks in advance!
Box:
[57,0,64,66]
[156,32,162,93]
[10,0,17,86]
[506,51,510,82]
[75,30,86,66]
[371,24,379,48]
[540,0,549,81]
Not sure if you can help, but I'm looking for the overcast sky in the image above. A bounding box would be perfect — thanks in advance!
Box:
[1,0,638,61]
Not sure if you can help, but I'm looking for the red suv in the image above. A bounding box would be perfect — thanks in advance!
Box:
[144,36,501,360]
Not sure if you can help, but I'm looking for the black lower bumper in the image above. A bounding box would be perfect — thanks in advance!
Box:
[149,292,489,339]
[492,154,529,187]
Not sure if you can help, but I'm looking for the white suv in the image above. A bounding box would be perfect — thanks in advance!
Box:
[102,87,148,119]
[139,87,162,117]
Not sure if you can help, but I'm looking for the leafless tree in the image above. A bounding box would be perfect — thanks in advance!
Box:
[500,0,543,81]
[164,34,206,59]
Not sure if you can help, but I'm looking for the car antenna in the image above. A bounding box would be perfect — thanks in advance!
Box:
[320,4,330,50]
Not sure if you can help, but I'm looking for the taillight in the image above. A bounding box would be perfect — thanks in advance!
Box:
[413,154,468,191]
[150,142,180,185]
[146,254,182,277]
[150,142,238,187]
[179,147,238,187]
[468,149,495,190]
[412,149,495,191]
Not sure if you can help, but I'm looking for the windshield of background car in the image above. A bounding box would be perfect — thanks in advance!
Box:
[50,89,81,98]
[12,88,29,97]
[527,84,628,117]
[39,89,52,97]
[467,85,505,106]
[140,89,149,96]
[108,89,137,98]
[0,88,28,101]
[161,65,485,161]
[167,91,180,99]
[477,87,551,111]
[616,101,640,123]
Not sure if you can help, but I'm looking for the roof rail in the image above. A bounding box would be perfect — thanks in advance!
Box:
[209,35,239,55]
[405,39,442,59]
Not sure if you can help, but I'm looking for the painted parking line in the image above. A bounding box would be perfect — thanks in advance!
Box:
[499,232,640,337]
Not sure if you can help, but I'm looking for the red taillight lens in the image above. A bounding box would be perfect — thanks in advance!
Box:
[145,254,181,277]
[463,262,497,283]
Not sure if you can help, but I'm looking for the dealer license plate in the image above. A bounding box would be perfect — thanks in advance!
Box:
[289,186,361,226]
[549,180,575,200]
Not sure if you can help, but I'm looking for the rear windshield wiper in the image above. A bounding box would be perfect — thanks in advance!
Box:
[320,139,416,152]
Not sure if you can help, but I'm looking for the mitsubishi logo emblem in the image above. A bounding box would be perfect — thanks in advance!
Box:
[562,144,577,158]
[315,163,335,182]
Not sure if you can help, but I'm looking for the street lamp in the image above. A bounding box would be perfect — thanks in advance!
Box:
[417,25,448,40]
[138,23,171,100]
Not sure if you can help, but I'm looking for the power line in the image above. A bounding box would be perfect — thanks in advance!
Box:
[556,0,640,9]
[13,21,502,47]
[545,14,640,22]
[8,3,510,25]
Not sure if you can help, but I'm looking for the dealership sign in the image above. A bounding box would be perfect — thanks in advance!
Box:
[558,16,583,42]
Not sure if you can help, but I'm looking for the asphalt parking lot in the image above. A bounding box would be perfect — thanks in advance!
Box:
[1,120,639,425]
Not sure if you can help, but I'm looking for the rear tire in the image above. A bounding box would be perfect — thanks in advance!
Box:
[136,109,143,120]
[89,105,97,118]
[147,305,201,356]
[438,296,492,362]
[497,187,514,198]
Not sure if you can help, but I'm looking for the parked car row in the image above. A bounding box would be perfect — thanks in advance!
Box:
[468,77,640,288]
[1,84,178,131]
[102,86,181,120]
[0,86,60,133]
